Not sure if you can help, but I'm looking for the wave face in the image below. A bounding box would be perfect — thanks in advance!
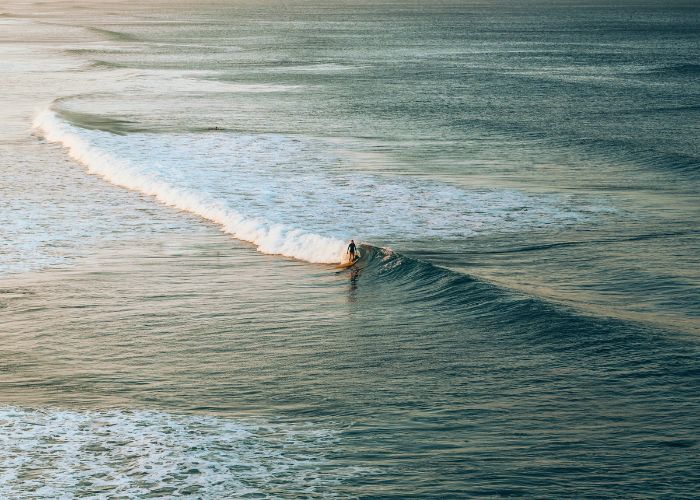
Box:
[34,110,594,265]
[0,406,347,497]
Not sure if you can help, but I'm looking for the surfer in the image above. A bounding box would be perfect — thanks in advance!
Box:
[348,240,357,261]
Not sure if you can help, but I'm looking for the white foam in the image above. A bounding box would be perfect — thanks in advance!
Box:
[0,406,346,497]
[33,110,347,264]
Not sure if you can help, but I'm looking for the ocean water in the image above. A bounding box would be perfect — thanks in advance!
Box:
[1,0,699,497]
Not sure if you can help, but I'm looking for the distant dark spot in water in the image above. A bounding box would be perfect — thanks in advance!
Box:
[0,288,34,310]
[658,439,696,449]
[641,63,700,76]
[0,288,35,298]
[464,230,700,255]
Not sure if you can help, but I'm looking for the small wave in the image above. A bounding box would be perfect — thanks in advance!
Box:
[85,26,140,42]
[265,63,364,73]
[465,230,700,255]
[70,61,305,93]
[0,406,346,497]
[33,110,347,263]
[82,59,126,69]
[641,63,700,76]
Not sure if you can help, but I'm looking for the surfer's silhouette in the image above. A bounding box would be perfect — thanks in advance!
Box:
[348,240,357,261]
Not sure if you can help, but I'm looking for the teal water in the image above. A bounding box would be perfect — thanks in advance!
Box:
[1,0,699,497]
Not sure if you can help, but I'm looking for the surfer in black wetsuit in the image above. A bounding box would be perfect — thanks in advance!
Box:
[348,240,357,261]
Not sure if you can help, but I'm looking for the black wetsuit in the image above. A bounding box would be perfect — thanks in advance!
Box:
[348,242,357,258]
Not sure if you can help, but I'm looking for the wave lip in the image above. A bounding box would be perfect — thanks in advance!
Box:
[33,110,346,264]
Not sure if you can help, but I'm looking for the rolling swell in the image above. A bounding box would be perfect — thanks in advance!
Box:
[642,63,700,77]
[458,229,700,255]
[355,244,699,351]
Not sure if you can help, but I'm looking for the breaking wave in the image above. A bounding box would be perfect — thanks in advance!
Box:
[34,110,347,263]
[33,108,597,266]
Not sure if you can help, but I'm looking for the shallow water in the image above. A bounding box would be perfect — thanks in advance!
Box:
[1,0,699,497]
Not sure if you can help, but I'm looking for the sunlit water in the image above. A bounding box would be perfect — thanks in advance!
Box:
[1,1,699,497]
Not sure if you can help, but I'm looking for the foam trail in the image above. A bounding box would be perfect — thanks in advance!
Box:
[0,406,346,496]
[33,110,346,264]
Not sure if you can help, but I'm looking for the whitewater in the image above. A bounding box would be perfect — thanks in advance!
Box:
[34,110,347,263]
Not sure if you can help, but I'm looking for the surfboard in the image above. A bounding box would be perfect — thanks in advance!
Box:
[336,253,360,269]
